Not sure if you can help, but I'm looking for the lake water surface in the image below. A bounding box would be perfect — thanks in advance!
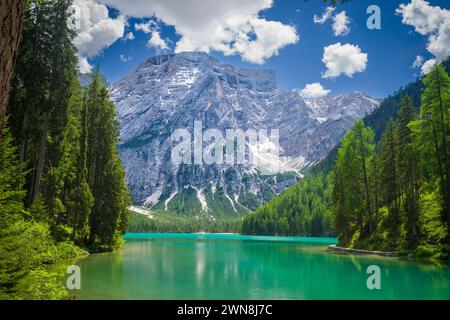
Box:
[67,233,450,299]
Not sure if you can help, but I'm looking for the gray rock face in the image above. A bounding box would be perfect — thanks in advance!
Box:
[110,52,380,216]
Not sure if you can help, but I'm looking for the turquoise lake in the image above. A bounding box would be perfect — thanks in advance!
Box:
[66,233,450,300]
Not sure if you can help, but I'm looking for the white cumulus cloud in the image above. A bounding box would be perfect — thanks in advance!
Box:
[314,6,335,24]
[148,30,169,51]
[78,56,93,74]
[134,20,169,51]
[333,11,350,36]
[397,0,450,72]
[119,54,132,62]
[412,55,425,68]
[299,82,331,99]
[98,0,299,64]
[314,6,350,36]
[135,20,157,33]
[72,0,126,73]
[124,32,135,41]
[421,58,437,74]
[322,43,368,78]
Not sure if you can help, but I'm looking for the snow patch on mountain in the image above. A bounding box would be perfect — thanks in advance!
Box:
[111,52,380,215]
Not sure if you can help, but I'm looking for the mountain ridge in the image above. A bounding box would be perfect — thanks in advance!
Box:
[111,52,380,216]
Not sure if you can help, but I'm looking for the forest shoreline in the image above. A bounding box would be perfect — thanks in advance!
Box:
[329,244,450,267]
[328,244,400,257]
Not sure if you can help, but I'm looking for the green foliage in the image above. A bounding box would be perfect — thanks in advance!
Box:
[8,0,80,214]
[265,61,450,262]
[166,186,203,215]
[330,63,450,262]
[237,193,260,211]
[24,268,67,300]
[127,212,242,234]
[82,71,130,248]
[379,120,399,209]
[0,126,26,229]
[0,124,85,298]
[314,59,450,175]
[7,0,129,249]
[241,173,334,237]
[396,96,420,248]
[415,191,449,261]
[410,65,450,228]
[204,186,247,216]
[1,0,129,299]
[332,120,376,244]
[1,219,49,295]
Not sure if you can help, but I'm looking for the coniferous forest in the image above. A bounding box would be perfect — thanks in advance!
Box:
[0,0,129,299]
[242,173,334,237]
[0,0,449,302]
[243,62,450,262]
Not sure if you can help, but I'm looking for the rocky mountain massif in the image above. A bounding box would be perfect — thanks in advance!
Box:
[110,52,380,216]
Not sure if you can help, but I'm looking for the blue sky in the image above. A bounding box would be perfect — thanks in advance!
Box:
[78,0,450,99]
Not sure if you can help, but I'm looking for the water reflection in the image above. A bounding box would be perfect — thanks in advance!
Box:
[71,236,450,300]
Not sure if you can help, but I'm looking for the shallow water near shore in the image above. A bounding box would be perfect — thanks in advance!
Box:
[62,233,450,300]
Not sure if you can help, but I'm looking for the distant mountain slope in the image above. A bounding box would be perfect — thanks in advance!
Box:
[244,58,450,237]
[312,58,450,174]
[242,172,334,237]
[111,52,380,216]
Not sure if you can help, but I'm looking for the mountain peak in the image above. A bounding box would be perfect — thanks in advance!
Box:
[130,51,278,94]
[110,53,380,215]
[141,54,175,67]
[140,51,219,68]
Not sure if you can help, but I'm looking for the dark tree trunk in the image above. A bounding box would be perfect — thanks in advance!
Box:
[0,0,26,135]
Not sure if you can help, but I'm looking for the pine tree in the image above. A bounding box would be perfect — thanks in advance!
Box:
[396,96,419,248]
[379,120,399,211]
[0,124,26,231]
[332,144,356,244]
[65,92,94,244]
[84,71,130,247]
[0,124,51,296]
[410,65,450,233]
[377,119,404,245]
[354,121,376,234]
[241,173,333,238]
[1,0,131,298]
[368,153,382,228]
[332,121,375,243]
[6,0,129,248]
[7,0,79,214]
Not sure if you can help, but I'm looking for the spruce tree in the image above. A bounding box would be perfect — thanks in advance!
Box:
[354,121,376,234]
[84,71,129,247]
[410,65,450,232]
[379,120,399,211]
[7,0,79,216]
[331,120,375,243]
[0,124,51,296]
[0,124,28,294]
[396,96,419,248]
